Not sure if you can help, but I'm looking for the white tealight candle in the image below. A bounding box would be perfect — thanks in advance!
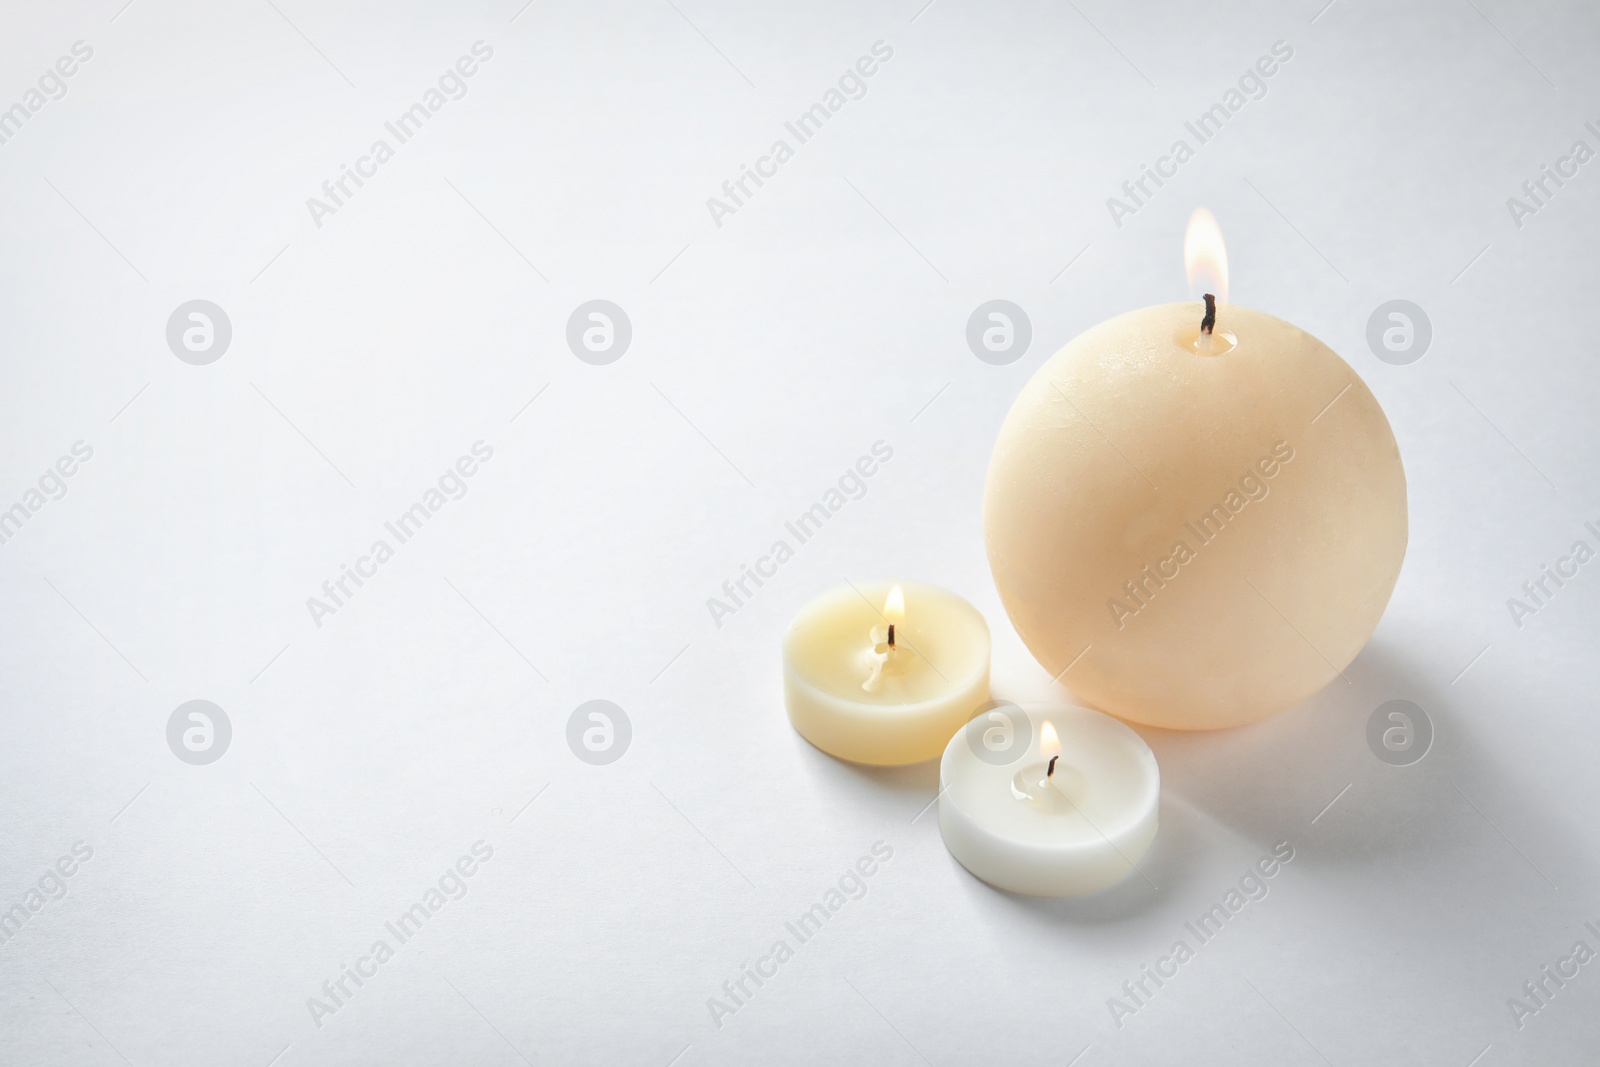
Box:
[784,581,990,765]
[939,703,1159,897]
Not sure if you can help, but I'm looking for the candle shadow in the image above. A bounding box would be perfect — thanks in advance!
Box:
[809,748,943,796]
[788,729,944,797]
[1121,638,1595,890]
[972,637,1594,935]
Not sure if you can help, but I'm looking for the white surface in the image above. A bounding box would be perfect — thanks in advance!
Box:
[1,1,1597,1065]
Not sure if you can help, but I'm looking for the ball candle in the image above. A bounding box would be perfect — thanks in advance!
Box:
[939,703,1159,897]
[783,582,990,765]
[984,212,1406,730]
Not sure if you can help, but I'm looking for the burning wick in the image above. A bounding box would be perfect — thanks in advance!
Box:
[862,585,906,693]
[883,585,905,653]
[1012,720,1068,806]
[1201,293,1216,335]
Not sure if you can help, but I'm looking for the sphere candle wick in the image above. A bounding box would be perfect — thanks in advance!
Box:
[1201,293,1216,335]
[886,623,895,649]
[1046,754,1059,778]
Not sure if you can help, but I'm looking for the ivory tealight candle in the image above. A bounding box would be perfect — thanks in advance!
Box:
[983,213,1407,730]
[939,703,1159,897]
[783,582,989,765]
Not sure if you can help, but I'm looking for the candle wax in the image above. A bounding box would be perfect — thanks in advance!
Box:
[939,703,1158,897]
[784,581,989,765]
[984,303,1406,730]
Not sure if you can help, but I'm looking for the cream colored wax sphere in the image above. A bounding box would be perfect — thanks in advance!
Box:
[984,302,1406,730]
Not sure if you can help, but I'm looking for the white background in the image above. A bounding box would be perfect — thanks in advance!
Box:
[1,1,1598,1064]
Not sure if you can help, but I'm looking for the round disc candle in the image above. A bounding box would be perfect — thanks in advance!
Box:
[783,582,990,765]
[939,703,1159,897]
[984,215,1406,730]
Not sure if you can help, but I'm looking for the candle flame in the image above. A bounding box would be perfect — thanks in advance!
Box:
[1040,720,1060,760]
[1184,207,1229,305]
[883,584,905,626]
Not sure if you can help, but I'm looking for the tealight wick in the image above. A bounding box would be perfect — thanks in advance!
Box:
[1047,755,1059,778]
[887,624,896,649]
[1201,293,1216,335]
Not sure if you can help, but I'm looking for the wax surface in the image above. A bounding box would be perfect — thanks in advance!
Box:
[783,581,989,764]
[984,303,1407,730]
[939,704,1159,897]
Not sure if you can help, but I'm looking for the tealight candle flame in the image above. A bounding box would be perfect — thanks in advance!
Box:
[863,585,907,690]
[884,585,905,625]
[1041,720,1061,778]
[1184,207,1228,306]
[884,585,905,648]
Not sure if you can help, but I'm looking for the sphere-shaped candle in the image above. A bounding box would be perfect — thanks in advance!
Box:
[984,217,1406,730]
